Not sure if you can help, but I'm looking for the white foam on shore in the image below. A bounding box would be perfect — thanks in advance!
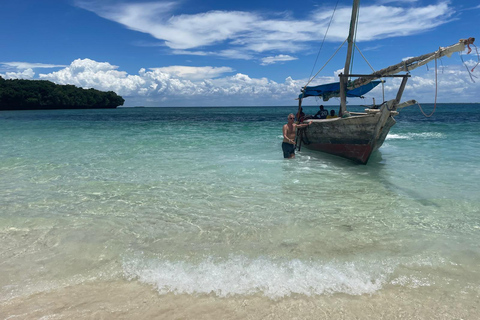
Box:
[122,255,435,299]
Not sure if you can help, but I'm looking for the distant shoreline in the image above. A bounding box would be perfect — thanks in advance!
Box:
[1,106,118,111]
[0,76,124,111]
[117,102,480,108]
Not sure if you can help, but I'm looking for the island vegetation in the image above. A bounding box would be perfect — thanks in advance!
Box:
[0,76,124,110]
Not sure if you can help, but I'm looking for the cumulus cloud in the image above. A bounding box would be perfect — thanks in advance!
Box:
[74,1,454,62]
[4,58,477,106]
[368,61,480,104]
[35,58,302,106]
[38,59,145,96]
[0,68,35,80]
[0,61,68,80]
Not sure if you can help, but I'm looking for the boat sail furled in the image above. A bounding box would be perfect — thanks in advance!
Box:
[296,0,475,164]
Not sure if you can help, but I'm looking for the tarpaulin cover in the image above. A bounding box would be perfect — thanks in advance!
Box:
[299,81,381,101]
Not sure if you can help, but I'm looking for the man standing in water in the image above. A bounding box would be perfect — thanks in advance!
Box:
[282,113,311,159]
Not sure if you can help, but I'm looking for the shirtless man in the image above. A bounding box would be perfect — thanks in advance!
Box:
[282,113,311,159]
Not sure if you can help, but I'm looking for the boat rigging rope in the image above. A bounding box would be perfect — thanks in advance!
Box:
[470,43,480,72]
[417,53,438,118]
[354,44,375,72]
[417,41,478,118]
[308,0,340,83]
[302,39,347,89]
[354,43,386,102]
[460,42,479,82]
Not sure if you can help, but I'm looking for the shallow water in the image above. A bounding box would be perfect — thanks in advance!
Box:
[1,105,479,319]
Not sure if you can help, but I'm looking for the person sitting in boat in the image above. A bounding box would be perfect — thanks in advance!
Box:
[282,113,311,159]
[327,110,338,119]
[314,105,329,119]
[296,107,306,122]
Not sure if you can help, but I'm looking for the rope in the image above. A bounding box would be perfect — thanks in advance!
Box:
[471,43,480,72]
[308,0,340,81]
[354,44,375,72]
[460,43,479,83]
[297,129,303,151]
[354,43,385,103]
[417,42,478,118]
[417,101,436,118]
[382,81,385,102]
[417,53,438,118]
[302,39,347,89]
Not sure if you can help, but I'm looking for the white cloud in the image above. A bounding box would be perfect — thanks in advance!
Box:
[1,62,68,70]
[261,55,298,65]
[459,4,480,11]
[371,62,480,103]
[38,58,145,96]
[172,49,254,60]
[75,1,454,62]
[4,57,477,106]
[0,68,35,80]
[150,66,234,80]
[318,2,454,43]
[464,59,480,71]
[352,3,453,41]
[75,1,258,49]
[377,0,419,4]
[0,61,67,79]
[334,68,344,78]
[35,58,302,106]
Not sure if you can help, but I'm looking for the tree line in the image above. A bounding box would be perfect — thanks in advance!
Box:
[0,76,125,110]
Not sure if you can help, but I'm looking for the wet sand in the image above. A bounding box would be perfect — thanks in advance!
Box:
[2,280,478,319]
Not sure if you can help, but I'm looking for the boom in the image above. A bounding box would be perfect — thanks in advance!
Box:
[349,38,475,91]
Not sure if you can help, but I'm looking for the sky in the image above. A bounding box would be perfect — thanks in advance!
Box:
[1,0,479,107]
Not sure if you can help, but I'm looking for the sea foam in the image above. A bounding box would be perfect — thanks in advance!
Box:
[386,132,445,140]
[122,255,405,299]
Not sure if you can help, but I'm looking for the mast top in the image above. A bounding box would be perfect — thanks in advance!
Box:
[340,0,361,115]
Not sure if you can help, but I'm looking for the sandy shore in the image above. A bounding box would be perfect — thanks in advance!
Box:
[1,280,478,319]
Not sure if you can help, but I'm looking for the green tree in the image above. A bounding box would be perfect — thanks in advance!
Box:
[0,77,125,110]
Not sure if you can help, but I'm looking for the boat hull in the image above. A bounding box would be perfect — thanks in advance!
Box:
[298,107,397,164]
[300,141,374,164]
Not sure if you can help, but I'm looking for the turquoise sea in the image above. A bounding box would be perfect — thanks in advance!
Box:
[1,104,479,319]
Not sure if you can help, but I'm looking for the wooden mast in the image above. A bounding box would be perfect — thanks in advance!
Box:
[339,0,360,116]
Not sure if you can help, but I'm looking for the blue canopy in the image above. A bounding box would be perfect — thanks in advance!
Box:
[299,81,382,101]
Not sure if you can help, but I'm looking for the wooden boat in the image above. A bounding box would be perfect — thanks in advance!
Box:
[296,0,475,164]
